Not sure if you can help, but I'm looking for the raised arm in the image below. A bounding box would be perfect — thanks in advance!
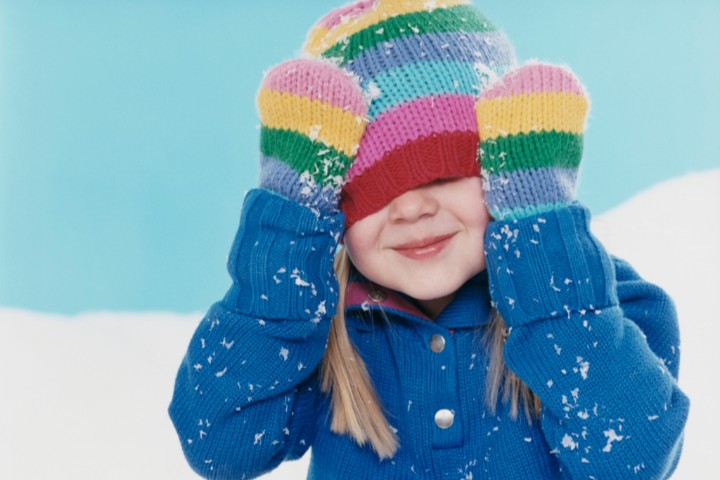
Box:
[169,58,367,479]
[476,63,689,478]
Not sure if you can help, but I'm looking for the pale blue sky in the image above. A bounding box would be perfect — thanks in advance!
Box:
[1,0,719,313]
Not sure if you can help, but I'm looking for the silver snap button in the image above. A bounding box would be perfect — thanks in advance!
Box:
[368,288,387,303]
[434,409,454,429]
[429,334,446,353]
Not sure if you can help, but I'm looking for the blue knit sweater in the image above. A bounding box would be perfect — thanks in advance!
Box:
[169,189,689,479]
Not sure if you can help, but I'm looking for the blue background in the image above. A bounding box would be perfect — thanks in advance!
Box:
[1,0,719,314]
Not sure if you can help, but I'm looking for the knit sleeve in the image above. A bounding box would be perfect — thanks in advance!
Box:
[169,188,343,479]
[484,203,690,479]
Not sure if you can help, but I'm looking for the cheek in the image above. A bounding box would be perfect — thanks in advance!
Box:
[461,202,491,253]
[474,213,491,247]
[470,186,491,227]
[455,186,490,231]
[343,223,381,271]
[477,205,491,231]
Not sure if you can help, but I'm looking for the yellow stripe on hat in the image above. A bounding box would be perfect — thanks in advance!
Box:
[257,88,366,157]
[475,92,589,140]
[305,0,469,57]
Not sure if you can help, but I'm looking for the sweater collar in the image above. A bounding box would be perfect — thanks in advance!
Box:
[345,270,493,330]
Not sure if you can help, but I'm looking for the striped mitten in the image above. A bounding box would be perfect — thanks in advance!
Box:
[257,58,368,214]
[475,63,589,220]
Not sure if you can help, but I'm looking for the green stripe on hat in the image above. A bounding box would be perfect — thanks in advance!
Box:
[480,131,583,175]
[260,127,354,186]
[322,5,497,64]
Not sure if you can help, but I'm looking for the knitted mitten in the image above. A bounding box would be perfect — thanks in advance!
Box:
[257,58,368,215]
[475,63,589,220]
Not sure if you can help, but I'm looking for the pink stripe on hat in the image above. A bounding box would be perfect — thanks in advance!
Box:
[481,63,586,100]
[347,94,478,181]
[261,58,367,116]
[316,0,378,29]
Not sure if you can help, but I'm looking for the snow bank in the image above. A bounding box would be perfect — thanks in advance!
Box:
[591,169,720,479]
[1,169,718,479]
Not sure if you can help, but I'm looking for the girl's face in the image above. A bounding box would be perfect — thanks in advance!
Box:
[344,176,490,317]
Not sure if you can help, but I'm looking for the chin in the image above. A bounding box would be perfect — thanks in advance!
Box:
[399,280,463,301]
[400,264,483,301]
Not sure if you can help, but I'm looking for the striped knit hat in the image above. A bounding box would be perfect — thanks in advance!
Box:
[304,0,516,227]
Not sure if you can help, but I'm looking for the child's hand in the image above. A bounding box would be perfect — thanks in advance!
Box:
[475,63,589,221]
[257,58,368,214]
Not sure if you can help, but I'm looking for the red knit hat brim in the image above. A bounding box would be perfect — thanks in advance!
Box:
[340,131,480,229]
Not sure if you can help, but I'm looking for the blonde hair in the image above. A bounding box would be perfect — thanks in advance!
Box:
[319,248,540,459]
[482,310,542,421]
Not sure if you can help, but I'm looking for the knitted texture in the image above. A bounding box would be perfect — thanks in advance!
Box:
[258,58,368,213]
[304,0,516,227]
[475,63,589,220]
[169,193,689,479]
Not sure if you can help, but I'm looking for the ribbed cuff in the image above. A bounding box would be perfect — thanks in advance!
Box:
[341,131,479,228]
[484,203,617,327]
[223,188,344,321]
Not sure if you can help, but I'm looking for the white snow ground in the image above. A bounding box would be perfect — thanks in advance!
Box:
[0,169,718,479]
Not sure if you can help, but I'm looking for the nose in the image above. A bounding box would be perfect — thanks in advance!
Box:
[388,186,439,223]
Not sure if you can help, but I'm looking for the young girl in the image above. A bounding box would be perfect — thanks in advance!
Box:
[169,1,689,478]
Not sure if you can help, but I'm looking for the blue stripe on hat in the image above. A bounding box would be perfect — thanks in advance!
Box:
[346,30,515,82]
[365,60,481,120]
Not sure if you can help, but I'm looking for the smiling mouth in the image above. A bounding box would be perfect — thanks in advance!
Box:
[392,233,457,260]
